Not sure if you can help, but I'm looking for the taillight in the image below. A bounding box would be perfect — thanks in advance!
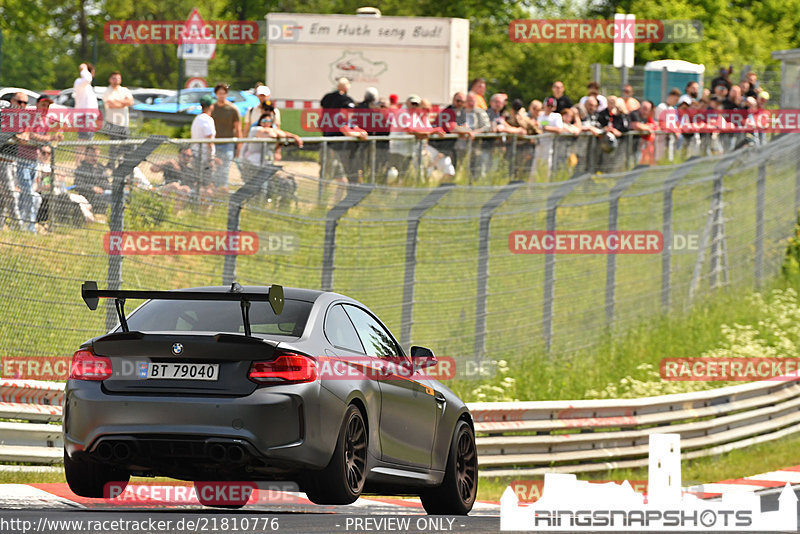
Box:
[249,352,318,385]
[69,349,112,381]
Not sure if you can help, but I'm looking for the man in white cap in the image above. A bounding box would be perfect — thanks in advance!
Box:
[245,84,280,133]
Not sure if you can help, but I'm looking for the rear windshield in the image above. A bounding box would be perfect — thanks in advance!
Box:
[124,298,313,337]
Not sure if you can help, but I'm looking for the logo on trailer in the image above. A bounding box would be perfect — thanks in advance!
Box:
[172,343,184,355]
[329,51,387,84]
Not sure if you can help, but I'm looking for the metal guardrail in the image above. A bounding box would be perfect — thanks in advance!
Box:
[2,379,800,474]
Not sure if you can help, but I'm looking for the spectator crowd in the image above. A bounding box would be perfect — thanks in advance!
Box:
[0,62,774,233]
[315,68,772,185]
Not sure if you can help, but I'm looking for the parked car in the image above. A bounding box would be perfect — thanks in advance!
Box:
[0,87,40,109]
[53,86,108,108]
[64,282,478,515]
[130,88,176,106]
[132,88,259,117]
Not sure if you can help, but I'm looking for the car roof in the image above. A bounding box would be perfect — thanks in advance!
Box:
[57,86,108,95]
[130,88,175,94]
[177,88,244,94]
[173,285,326,303]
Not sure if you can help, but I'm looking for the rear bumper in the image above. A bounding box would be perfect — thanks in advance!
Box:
[63,380,344,473]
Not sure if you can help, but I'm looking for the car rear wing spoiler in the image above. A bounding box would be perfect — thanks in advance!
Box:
[81,280,284,337]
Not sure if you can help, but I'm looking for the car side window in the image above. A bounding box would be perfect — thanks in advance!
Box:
[342,305,402,360]
[324,304,365,353]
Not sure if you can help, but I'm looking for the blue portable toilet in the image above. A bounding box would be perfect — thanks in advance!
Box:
[643,60,705,104]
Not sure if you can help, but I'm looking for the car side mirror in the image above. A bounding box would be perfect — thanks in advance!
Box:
[410,345,436,369]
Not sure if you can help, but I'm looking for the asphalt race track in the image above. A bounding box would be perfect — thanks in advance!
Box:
[0,483,500,534]
[2,483,799,533]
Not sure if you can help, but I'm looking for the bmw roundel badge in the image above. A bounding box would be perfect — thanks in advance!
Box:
[172,342,184,355]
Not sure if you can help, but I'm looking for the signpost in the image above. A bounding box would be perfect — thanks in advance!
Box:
[613,13,635,93]
[177,8,216,112]
[184,59,208,78]
[185,77,208,89]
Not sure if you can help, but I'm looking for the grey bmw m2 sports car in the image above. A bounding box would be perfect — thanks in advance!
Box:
[64,282,477,514]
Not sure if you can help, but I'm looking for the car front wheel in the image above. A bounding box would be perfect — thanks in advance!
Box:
[420,419,477,515]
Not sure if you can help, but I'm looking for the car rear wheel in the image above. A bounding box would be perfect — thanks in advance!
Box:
[305,404,367,505]
[64,450,130,498]
[420,420,477,515]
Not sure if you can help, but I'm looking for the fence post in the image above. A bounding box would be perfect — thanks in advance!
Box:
[318,140,328,204]
[105,135,167,331]
[586,135,596,175]
[370,138,377,183]
[466,135,473,185]
[709,173,724,290]
[474,181,524,360]
[795,160,800,217]
[320,184,374,291]
[222,163,282,285]
[755,163,766,288]
[509,137,518,178]
[542,175,586,353]
[400,184,455,348]
[416,138,425,183]
[592,63,601,84]
[605,168,644,328]
[661,161,697,310]
[691,154,738,299]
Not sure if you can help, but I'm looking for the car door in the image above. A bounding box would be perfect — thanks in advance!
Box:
[342,304,438,468]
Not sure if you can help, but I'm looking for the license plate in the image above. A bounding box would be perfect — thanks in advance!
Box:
[143,362,219,381]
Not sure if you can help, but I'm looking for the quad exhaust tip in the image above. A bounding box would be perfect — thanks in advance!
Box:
[95,440,132,462]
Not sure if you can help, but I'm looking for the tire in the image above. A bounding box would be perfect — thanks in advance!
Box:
[305,404,368,505]
[420,419,477,515]
[64,450,130,498]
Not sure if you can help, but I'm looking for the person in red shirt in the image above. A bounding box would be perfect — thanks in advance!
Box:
[632,100,657,165]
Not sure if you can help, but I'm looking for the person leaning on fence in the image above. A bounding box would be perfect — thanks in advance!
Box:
[320,77,368,182]
[505,99,541,177]
[241,107,303,165]
[418,98,454,180]
[530,96,564,179]
[438,92,472,173]
[464,92,491,178]
[632,100,657,165]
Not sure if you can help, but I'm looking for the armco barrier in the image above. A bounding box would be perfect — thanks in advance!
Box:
[470,378,800,477]
[2,379,800,474]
